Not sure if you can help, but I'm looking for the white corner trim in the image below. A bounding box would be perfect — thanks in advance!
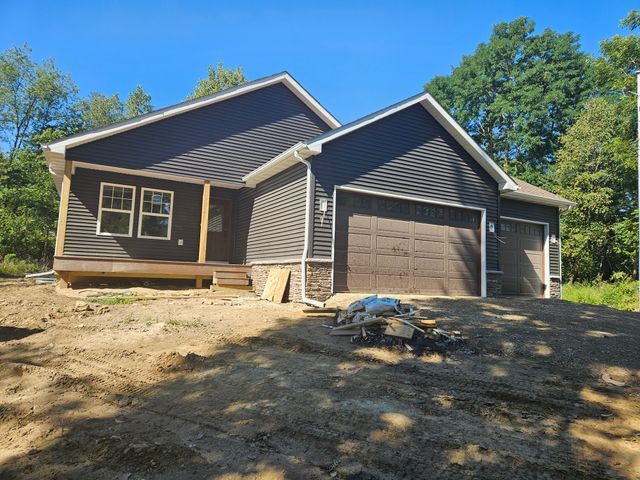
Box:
[500,216,551,299]
[331,185,488,298]
[96,182,136,237]
[42,72,340,155]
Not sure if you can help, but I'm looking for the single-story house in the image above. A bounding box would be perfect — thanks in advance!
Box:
[43,72,574,304]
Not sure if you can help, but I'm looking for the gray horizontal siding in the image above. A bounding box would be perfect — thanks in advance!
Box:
[500,198,561,276]
[232,163,307,263]
[64,168,202,261]
[67,83,331,184]
[310,103,500,270]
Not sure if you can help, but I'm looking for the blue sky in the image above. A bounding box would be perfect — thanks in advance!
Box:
[0,0,636,123]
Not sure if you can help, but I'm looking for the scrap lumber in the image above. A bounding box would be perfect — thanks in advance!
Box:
[391,317,426,334]
[272,269,291,303]
[302,308,338,314]
[416,319,437,328]
[384,320,415,339]
[331,317,386,331]
[261,269,280,301]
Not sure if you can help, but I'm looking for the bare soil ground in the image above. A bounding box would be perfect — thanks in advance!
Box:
[1,279,640,479]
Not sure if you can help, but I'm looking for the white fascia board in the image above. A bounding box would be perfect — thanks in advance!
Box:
[242,142,314,187]
[419,94,518,192]
[501,190,576,208]
[43,73,340,155]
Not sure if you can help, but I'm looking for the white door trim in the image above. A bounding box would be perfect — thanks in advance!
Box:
[332,185,488,297]
[500,216,551,299]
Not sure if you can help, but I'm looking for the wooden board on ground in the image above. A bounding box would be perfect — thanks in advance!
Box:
[385,320,415,339]
[272,269,290,303]
[303,308,338,314]
[261,269,280,301]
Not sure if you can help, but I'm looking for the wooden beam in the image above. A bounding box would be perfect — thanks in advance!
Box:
[54,160,73,257]
[198,181,211,263]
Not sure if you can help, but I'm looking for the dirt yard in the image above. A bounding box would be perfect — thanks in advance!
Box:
[1,279,639,479]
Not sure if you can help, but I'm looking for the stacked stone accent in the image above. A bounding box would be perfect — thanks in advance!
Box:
[486,271,503,297]
[549,277,561,299]
[250,262,302,302]
[305,261,333,301]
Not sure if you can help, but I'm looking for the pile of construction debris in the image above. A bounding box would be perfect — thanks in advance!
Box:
[307,295,472,356]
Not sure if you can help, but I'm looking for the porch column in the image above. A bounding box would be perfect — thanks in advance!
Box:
[196,180,211,288]
[54,160,73,258]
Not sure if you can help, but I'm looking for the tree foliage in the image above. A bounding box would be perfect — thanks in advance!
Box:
[0,45,78,155]
[78,85,153,130]
[188,62,247,99]
[556,98,636,280]
[425,17,593,181]
[124,85,153,119]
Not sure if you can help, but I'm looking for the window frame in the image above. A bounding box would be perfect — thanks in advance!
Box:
[96,182,136,237]
[137,187,174,240]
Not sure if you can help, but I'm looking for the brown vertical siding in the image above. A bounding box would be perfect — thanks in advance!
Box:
[500,198,560,276]
[66,84,331,184]
[64,168,203,261]
[310,104,500,270]
[232,163,307,263]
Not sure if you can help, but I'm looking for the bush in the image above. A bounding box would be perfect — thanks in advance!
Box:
[563,276,639,311]
[0,254,42,276]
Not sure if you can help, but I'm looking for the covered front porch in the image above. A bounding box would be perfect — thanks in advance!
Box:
[53,256,252,289]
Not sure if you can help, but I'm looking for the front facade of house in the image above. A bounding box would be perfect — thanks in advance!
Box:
[44,72,573,303]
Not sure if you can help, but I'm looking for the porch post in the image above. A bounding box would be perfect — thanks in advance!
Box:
[54,160,73,258]
[196,180,211,288]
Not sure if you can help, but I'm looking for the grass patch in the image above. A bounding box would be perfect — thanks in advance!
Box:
[94,297,138,305]
[0,255,42,276]
[563,280,639,311]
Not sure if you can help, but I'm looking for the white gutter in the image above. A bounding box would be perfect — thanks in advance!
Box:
[294,150,325,307]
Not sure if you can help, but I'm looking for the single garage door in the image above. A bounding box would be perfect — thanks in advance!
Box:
[334,192,481,295]
[499,220,545,296]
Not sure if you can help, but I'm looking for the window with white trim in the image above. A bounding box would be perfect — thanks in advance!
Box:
[97,183,136,236]
[138,188,173,240]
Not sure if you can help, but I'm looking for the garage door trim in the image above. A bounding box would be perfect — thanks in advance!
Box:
[500,215,550,298]
[331,185,487,297]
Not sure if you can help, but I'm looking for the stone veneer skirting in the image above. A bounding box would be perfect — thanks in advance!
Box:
[250,260,334,303]
[549,277,561,299]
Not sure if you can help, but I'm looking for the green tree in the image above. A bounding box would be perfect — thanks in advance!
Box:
[124,85,153,119]
[556,98,636,281]
[188,62,247,99]
[0,45,78,156]
[0,149,58,262]
[77,92,124,129]
[425,17,593,181]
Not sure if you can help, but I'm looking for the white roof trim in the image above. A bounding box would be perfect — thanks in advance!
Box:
[303,91,518,191]
[501,190,576,208]
[242,142,308,187]
[42,72,340,155]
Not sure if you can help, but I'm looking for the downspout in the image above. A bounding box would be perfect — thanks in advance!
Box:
[294,150,325,307]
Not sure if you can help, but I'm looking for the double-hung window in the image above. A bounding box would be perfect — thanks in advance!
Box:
[97,183,136,236]
[138,188,173,240]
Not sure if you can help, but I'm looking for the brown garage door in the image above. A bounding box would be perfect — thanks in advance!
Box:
[499,220,545,297]
[334,192,481,295]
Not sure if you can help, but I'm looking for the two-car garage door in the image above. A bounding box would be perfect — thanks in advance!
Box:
[334,192,481,296]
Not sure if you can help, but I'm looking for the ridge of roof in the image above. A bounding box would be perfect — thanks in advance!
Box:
[42,71,340,154]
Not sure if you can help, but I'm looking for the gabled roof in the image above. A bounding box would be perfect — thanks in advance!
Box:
[42,72,341,155]
[502,177,575,208]
[244,91,519,191]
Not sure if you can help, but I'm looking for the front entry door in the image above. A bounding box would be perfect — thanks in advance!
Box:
[206,198,232,262]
